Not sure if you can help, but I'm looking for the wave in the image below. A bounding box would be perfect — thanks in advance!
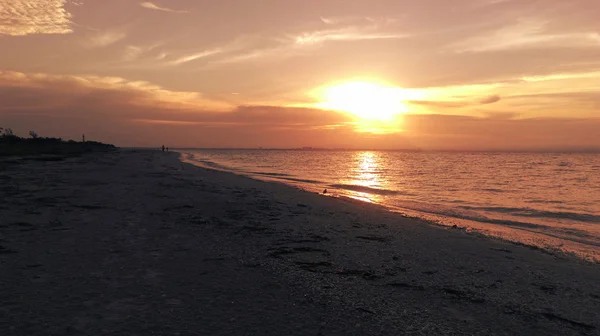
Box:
[389,202,600,247]
[390,202,548,230]
[478,188,506,193]
[277,176,324,184]
[249,171,293,177]
[525,199,565,205]
[190,159,233,171]
[390,202,600,246]
[458,206,600,223]
[329,184,413,196]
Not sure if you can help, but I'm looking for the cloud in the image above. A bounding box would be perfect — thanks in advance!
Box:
[452,19,600,53]
[482,112,520,120]
[319,16,392,26]
[479,95,501,104]
[1,70,599,151]
[521,71,600,82]
[83,30,127,48]
[140,2,188,13]
[203,22,407,67]
[169,48,224,65]
[291,25,408,46]
[220,105,353,126]
[475,0,512,7]
[136,36,253,68]
[0,70,350,126]
[408,95,501,108]
[0,0,73,36]
[207,46,288,65]
[408,100,469,108]
[404,69,600,118]
[123,46,144,62]
[0,70,360,147]
[0,70,231,112]
[320,17,339,25]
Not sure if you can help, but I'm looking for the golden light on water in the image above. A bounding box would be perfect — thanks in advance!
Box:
[356,151,380,188]
[342,151,386,203]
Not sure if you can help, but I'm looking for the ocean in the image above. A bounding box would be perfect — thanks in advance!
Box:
[181,149,600,261]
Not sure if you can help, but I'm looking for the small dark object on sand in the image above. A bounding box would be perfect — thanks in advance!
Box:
[323,189,327,194]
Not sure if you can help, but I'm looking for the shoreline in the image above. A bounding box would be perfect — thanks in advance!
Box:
[1,150,599,335]
[181,152,600,264]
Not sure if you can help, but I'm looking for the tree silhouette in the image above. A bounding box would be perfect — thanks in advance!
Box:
[1,128,14,137]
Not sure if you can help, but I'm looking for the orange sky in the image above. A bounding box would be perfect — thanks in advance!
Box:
[1,0,599,150]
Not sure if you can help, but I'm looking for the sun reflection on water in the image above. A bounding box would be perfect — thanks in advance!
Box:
[340,151,388,203]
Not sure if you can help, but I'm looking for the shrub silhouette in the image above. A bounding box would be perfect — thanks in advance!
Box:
[0,127,116,157]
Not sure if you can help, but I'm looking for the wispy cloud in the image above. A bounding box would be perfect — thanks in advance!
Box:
[320,17,339,25]
[120,42,164,62]
[149,36,254,68]
[452,19,600,53]
[169,48,224,65]
[83,30,127,48]
[474,0,513,7]
[320,16,364,25]
[0,70,230,111]
[521,71,600,83]
[408,95,502,109]
[140,2,188,13]
[292,27,408,46]
[0,0,73,36]
[405,69,600,119]
[204,21,406,67]
[292,17,406,46]
[208,46,288,65]
[123,46,144,62]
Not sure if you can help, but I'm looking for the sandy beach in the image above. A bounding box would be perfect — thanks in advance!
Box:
[1,150,599,335]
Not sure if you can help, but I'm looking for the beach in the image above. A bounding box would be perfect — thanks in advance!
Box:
[1,150,599,335]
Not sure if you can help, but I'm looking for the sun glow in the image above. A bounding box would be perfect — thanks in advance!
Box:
[316,81,420,121]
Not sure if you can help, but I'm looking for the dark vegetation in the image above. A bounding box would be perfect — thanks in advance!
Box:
[0,127,116,157]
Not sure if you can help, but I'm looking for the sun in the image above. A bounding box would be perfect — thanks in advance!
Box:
[315,81,414,121]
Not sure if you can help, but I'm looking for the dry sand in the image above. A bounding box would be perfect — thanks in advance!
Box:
[1,150,599,335]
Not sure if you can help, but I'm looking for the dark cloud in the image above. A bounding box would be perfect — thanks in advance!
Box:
[407,100,469,108]
[1,71,599,151]
[216,105,353,126]
[0,71,358,147]
[479,95,501,104]
[482,111,520,120]
[407,95,501,109]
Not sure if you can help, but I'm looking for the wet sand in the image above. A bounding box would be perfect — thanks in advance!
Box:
[1,150,599,335]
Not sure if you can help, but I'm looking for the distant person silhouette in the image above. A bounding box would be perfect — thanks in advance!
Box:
[166,147,169,152]
[162,145,165,152]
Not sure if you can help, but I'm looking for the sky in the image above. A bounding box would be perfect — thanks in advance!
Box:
[0,0,599,150]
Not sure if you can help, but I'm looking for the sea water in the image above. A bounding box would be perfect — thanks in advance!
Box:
[182,149,600,261]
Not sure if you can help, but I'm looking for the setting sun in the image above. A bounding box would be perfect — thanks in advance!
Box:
[316,81,415,121]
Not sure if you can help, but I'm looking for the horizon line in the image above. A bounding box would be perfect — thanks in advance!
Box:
[124,147,600,154]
